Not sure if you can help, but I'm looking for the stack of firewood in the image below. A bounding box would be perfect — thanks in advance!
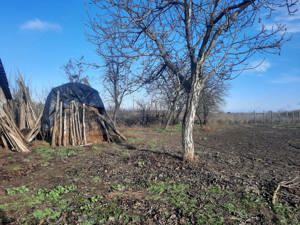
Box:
[14,76,38,131]
[51,91,86,146]
[50,91,125,147]
[0,92,29,152]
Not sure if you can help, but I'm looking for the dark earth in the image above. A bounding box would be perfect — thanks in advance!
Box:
[0,124,299,224]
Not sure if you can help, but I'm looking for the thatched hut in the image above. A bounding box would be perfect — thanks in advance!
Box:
[41,83,125,147]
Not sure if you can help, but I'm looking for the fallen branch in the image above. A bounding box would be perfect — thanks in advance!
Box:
[272,176,300,205]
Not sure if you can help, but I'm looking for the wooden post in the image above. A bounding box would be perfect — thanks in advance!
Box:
[82,103,87,145]
[51,91,60,147]
[71,101,77,145]
[58,101,63,146]
[74,103,82,144]
[70,102,75,146]
[63,109,67,146]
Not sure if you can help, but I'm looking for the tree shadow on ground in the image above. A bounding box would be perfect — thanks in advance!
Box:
[118,142,183,161]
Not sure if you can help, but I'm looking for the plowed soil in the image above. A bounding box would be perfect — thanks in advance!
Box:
[0,124,299,224]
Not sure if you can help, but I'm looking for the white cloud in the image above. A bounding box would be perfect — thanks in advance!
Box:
[247,60,271,74]
[271,74,300,84]
[264,4,300,34]
[20,18,62,31]
[253,60,271,72]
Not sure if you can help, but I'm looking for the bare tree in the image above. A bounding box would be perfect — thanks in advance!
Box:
[145,66,186,128]
[89,0,296,161]
[103,51,138,124]
[88,18,142,125]
[196,78,227,126]
[63,56,90,85]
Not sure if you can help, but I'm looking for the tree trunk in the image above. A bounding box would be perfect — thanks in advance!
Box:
[112,102,120,125]
[173,103,184,125]
[182,74,204,162]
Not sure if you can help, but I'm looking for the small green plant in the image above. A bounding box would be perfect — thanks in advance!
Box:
[33,208,60,220]
[148,181,196,214]
[196,213,225,225]
[148,181,188,195]
[137,160,145,168]
[111,183,126,191]
[274,203,300,225]
[36,185,76,201]
[207,185,223,195]
[6,186,29,195]
[127,137,144,144]
[35,146,79,160]
[91,176,102,183]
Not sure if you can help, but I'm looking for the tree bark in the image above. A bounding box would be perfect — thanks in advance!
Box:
[112,102,120,125]
[182,73,204,162]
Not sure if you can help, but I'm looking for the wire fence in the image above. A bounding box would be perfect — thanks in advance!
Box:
[210,111,300,125]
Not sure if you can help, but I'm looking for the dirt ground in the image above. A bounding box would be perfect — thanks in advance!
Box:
[0,124,299,224]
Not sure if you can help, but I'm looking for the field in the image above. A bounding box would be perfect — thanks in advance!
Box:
[0,124,299,224]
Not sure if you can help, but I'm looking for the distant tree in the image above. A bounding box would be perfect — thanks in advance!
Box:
[103,50,138,124]
[63,56,90,85]
[89,0,296,161]
[89,24,140,125]
[196,78,228,126]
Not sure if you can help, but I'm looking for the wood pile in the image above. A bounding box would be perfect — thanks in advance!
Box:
[0,89,29,152]
[50,91,126,147]
[14,76,38,131]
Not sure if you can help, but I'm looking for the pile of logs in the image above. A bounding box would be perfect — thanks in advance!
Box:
[50,91,125,147]
[0,90,29,152]
[14,76,38,131]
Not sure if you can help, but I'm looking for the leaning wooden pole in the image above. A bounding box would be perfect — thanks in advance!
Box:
[51,91,60,147]
[82,103,87,145]
[63,109,67,146]
[58,101,63,146]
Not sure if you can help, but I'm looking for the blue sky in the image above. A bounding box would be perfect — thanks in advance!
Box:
[0,1,300,112]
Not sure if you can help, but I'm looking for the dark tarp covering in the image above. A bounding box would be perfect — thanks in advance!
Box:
[41,82,106,134]
[0,58,12,100]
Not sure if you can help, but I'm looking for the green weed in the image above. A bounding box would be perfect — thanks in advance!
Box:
[148,181,196,214]
[36,185,76,202]
[137,160,145,168]
[274,203,300,225]
[33,208,60,220]
[35,146,79,160]
[6,186,29,195]
[111,183,127,191]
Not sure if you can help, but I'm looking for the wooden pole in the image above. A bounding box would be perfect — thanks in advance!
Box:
[73,102,79,145]
[70,101,75,146]
[74,102,82,144]
[58,101,63,146]
[63,109,67,146]
[51,91,60,147]
[82,103,87,145]
[76,104,82,144]
[69,105,74,146]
